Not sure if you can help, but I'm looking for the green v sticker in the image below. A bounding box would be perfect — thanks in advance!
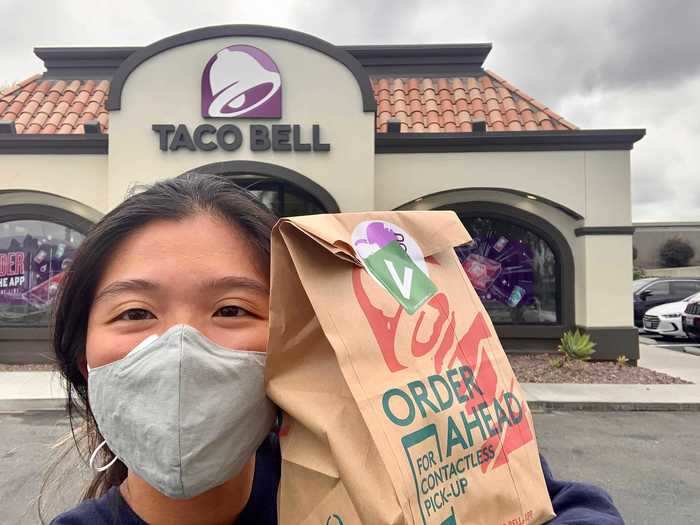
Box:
[363,240,437,314]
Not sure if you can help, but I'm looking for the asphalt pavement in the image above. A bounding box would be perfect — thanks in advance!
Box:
[535,411,700,525]
[2,410,699,524]
[639,331,700,356]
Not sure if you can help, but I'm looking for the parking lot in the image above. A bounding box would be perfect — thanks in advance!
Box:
[639,330,700,357]
[4,410,700,525]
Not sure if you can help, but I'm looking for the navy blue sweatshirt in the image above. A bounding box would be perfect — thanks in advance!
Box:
[51,437,623,524]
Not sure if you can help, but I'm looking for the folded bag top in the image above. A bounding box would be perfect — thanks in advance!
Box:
[280,210,472,264]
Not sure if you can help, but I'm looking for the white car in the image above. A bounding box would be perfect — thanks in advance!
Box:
[642,291,700,339]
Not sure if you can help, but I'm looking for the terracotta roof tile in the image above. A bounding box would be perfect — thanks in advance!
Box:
[6,100,23,118]
[35,80,52,94]
[37,100,56,116]
[49,80,66,95]
[64,80,81,93]
[95,80,110,94]
[97,112,109,130]
[377,99,391,115]
[21,99,39,116]
[1,78,110,134]
[2,67,576,135]
[27,111,48,132]
[409,97,422,114]
[69,100,86,115]
[393,98,407,116]
[371,71,576,133]
[54,100,70,115]
[48,112,64,127]
[75,89,91,105]
[440,98,453,113]
[14,112,32,133]
[29,90,45,104]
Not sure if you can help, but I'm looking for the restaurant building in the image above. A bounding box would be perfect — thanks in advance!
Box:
[0,25,645,362]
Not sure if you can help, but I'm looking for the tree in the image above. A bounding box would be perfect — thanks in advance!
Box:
[658,236,695,268]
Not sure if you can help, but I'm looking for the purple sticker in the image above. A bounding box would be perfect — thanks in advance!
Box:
[363,222,399,249]
[202,44,282,118]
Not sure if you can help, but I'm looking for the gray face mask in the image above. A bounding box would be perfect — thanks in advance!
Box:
[87,324,275,499]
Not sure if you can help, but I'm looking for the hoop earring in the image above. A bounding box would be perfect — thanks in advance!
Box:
[89,440,119,472]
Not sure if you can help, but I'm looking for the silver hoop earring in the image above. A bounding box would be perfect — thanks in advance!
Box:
[89,440,119,472]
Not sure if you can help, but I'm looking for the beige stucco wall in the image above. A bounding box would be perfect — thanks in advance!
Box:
[108,36,375,211]
[0,154,108,214]
[577,235,634,326]
[583,151,631,227]
[375,150,632,227]
[374,151,586,214]
[377,150,634,328]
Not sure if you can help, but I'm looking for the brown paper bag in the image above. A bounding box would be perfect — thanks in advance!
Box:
[266,211,555,525]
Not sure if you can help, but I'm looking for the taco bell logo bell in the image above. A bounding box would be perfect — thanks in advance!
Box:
[201,44,282,118]
[154,43,330,152]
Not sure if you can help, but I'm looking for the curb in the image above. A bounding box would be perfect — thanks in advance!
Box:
[528,400,700,412]
[0,398,65,412]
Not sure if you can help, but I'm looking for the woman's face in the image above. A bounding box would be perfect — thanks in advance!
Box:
[86,213,269,368]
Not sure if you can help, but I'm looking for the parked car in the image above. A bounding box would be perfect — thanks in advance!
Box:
[633,277,700,327]
[682,298,700,342]
[642,291,700,338]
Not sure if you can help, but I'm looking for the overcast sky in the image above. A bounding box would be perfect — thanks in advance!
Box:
[1,0,699,222]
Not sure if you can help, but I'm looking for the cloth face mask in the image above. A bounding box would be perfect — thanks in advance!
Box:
[87,324,275,499]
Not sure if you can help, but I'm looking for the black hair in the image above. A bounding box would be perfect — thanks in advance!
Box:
[47,172,277,507]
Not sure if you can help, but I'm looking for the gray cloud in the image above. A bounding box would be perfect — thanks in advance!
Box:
[598,0,700,89]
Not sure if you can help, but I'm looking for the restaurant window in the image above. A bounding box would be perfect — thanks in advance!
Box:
[455,216,559,325]
[231,175,326,216]
[0,219,85,327]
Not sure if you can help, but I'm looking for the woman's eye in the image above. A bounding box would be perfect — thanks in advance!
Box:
[214,306,248,318]
[116,308,156,321]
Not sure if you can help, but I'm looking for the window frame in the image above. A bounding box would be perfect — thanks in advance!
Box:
[456,215,561,327]
[230,175,327,217]
[670,280,700,297]
[0,202,94,345]
[645,280,671,296]
[436,201,575,340]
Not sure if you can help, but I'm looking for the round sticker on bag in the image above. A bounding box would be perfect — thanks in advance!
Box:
[351,220,437,314]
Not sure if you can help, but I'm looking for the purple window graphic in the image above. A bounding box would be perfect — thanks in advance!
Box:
[201,44,282,118]
[454,216,560,325]
[456,236,535,309]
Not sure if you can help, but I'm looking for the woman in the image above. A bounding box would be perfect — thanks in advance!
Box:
[50,173,622,524]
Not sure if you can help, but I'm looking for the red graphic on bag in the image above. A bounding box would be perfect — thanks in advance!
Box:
[352,265,533,473]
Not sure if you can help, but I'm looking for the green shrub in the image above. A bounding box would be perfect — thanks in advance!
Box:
[558,329,596,361]
[549,356,565,368]
[659,236,695,268]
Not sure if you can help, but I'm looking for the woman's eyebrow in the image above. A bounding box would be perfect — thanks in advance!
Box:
[93,279,159,304]
[202,276,269,295]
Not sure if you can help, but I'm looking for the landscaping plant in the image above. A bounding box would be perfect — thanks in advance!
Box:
[658,236,695,268]
[557,329,596,361]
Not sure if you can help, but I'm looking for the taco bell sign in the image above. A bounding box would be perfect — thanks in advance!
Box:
[201,44,282,118]
[153,43,330,153]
